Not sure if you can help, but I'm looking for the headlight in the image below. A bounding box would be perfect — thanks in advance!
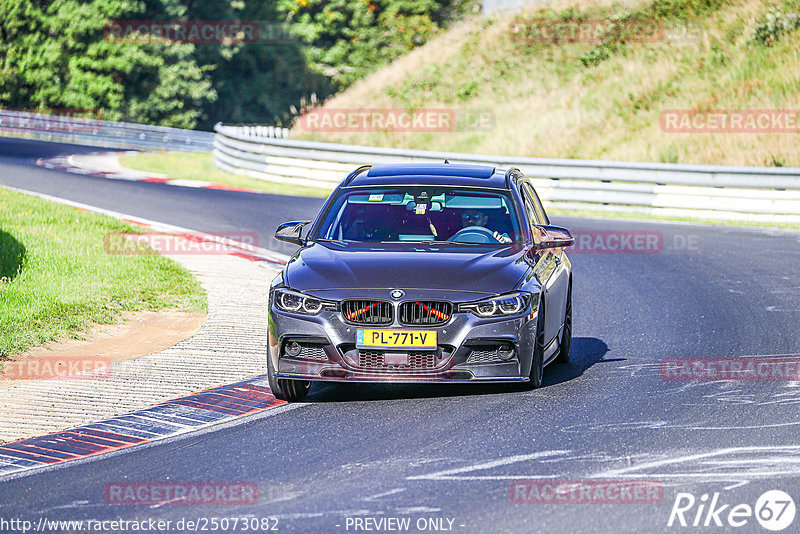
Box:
[459,292,536,318]
[273,289,335,315]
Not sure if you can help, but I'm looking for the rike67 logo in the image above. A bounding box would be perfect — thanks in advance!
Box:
[668,490,796,531]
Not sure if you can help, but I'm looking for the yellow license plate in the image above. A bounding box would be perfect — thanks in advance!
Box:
[357,329,437,349]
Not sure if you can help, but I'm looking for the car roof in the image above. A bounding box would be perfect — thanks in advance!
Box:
[345,163,510,189]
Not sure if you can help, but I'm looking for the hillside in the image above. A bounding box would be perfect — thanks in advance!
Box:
[293,0,800,167]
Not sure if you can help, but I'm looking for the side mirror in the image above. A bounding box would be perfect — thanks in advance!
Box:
[275,220,312,246]
[533,225,574,251]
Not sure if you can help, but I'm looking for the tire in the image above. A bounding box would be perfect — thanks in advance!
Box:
[526,298,545,389]
[555,281,572,364]
[267,353,310,401]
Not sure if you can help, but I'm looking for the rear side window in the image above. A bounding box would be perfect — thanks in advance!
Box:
[522,183,549,225]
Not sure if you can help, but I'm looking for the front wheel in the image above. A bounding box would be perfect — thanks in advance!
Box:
[267,354,310,401]
[555,282,572,364]
[526,299,545,389]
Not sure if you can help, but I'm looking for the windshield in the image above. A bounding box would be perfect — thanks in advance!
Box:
[314,187,521,244]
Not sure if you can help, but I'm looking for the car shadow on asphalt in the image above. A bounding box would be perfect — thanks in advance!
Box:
[543,336,615,388]
[304,337,610,402]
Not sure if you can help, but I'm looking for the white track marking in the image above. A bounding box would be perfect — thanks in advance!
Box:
[362,488,406,501]
[407,451,571,481]
[598,446,800,481]
[395,507,441,514]
[724,481,749,490]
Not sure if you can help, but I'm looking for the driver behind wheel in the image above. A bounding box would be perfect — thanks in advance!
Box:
[460,209,512,243]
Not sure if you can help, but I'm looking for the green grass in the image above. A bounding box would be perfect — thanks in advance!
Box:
[119,152,332,198]
[0,188,207,358]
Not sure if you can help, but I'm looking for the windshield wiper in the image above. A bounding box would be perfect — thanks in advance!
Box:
[400,240,472,246]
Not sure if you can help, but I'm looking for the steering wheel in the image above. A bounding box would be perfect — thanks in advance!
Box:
[448,226,496,244]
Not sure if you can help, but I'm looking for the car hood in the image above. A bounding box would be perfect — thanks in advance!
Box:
[284,242,530,299]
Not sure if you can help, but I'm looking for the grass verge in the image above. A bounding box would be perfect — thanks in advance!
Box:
[119,151,332,198]
[0,187,207,358]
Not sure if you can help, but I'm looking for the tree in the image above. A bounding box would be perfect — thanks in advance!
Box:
[0,0,470,129]
[0,0,217,128]
[276,0,473,89]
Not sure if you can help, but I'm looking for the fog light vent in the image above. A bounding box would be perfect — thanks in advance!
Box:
[285,341,302,357]
[498,345,515,361]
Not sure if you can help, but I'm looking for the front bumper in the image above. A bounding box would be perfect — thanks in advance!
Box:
[268,301,538,384]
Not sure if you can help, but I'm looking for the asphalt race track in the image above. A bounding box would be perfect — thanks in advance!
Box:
[0,138,324,256]
[2,137,800,533]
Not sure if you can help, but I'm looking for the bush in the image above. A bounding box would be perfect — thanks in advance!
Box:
[751,6,800,46]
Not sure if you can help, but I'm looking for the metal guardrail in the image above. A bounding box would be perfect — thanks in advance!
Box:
[0,109,214,151]
[5,109,795,224]
[482,0,544,14]
[213,123,800,224]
